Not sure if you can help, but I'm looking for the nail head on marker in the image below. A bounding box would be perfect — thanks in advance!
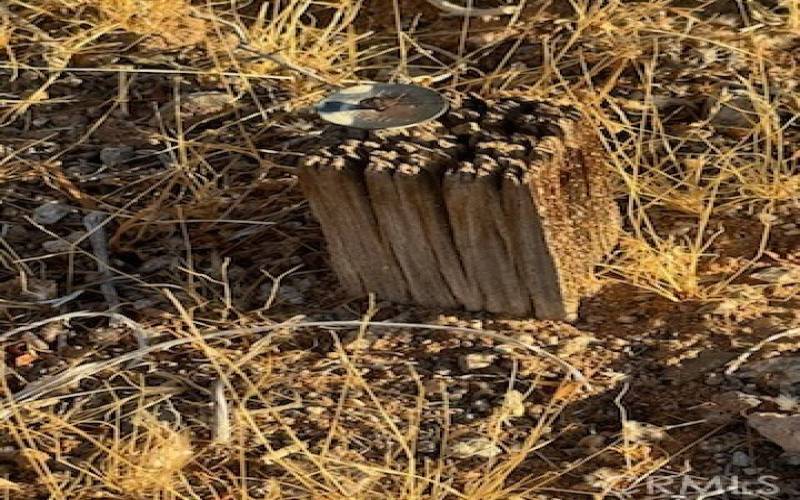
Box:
[316,84,448,130]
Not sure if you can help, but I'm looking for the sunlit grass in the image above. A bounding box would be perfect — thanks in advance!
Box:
[1,0,799,497]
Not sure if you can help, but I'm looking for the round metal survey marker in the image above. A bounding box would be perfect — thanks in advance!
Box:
[315,84,448,130]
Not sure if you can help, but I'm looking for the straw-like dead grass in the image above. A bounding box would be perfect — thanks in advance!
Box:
[1,0,799,498]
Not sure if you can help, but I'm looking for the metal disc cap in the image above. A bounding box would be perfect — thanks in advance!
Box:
[316,84,448,130]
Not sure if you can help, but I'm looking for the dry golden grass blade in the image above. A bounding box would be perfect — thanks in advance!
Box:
[2,0,800,497]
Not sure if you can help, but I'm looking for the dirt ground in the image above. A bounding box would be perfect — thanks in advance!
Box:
[1,0,799,498]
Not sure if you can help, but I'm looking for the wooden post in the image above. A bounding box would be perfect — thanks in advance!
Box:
[298,97,620,320]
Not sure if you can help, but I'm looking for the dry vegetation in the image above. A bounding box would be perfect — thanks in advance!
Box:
[1,0,799,498]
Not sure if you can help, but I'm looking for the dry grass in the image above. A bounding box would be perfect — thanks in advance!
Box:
[1,0,799,498]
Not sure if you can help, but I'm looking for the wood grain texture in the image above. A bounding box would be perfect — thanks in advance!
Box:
[366,154,458,308]
[395,160,483,310]
[298,97,620,319]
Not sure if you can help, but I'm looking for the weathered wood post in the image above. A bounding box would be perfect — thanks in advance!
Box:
[298,87,619,320]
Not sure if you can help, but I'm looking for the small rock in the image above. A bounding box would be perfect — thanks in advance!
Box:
[452,122,480,135]
[3,277,57,301]
[93,328,123,343]
[459,352,496,371]
[423,378,447,394]
[417,440,437,454]
[699,432,742,453]
[517,333,535,345]
[616,315,637,324]
[41,240,73,253]
[14,449,50,471]
[450,437,502,458]
[317,396,334,407]
[757,212,779,225]
[306,406,326,417]
[467,319,482,330]
[557,334,597,356]
[622,421,666,443]
[708,96,756,128]
[139,255,177,273]
[750,266,800,284]
[39,323,67,343]
[471,399,491,412]
[14,353,38,367]
[664,350,738,383]
[711,299,740,316]
[183,92,237,113]
[22,332,49,351]
[609,338,629,349]
[747,413,800,453]
[577,434,606,451]
[63,75,83,87]
[501,390,526,418]
[705,373,724,386]
[157,92,238,127]
[769,394,800,412]
[526,404,545,417]
[737,356,800,389]
[731,450,750,467]
[32,202,71,225]
[41,231,83,253]
[278,285,306,305]
[711,391,762,414]
[99,146,135,167]
[343,334,372,351]
[782,453,800,466]
[437,314,459,325]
